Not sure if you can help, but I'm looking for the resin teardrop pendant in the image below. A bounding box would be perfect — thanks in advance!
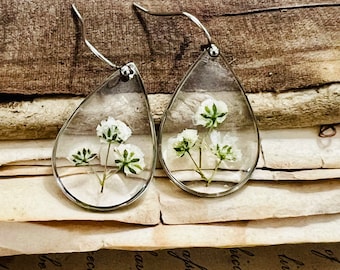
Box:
[159,49,260,197]
[52,63,157,210]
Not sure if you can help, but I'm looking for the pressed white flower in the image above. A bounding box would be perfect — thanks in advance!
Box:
[114,144,145,175]
[68,147,97,166]
[96,116,132,143]
[209,130,239,161]
[170,129,199,157]
[194,98,228,128]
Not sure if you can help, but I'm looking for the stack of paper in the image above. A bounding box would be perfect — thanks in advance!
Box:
[0,126,339,256]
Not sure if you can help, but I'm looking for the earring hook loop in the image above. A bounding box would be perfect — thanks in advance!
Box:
[133,2,218,56]
[72,4,120,69]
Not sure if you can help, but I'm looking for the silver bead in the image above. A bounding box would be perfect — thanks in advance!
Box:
[120,64,135,81]
[208,44,219,57]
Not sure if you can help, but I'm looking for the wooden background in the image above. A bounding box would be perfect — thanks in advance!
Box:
[0,0,339,96]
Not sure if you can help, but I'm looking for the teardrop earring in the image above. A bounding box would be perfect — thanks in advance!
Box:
[51,4,157,211]
[134,3,260,197]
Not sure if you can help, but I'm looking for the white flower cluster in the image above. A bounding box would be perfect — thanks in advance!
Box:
[169,129,198,157]
[169,98,239,183]
[68,116,145,192]
[194,98,228,128]
[209,130,240,162]
[96,116,132,144]
[115,144,145,175]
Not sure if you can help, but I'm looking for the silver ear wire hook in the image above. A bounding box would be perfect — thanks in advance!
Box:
[133,3,219,57]
[71,4,120,69]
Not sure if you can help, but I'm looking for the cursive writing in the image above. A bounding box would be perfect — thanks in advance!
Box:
[148,251,158,257]
[168,250,208,270]
[311,249,340,264]
[38,254,62,269]
[229,248,255,270]
[278,254,304,269]
[134,251,159,269]
[86,252,95,269]
[135,253,144,270]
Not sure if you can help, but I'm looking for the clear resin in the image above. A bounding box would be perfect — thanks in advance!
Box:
[52,63,156,210]
[159,51,260,197]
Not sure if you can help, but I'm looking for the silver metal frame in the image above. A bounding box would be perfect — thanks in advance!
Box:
[133,2,219,57]
[72,4,120,69]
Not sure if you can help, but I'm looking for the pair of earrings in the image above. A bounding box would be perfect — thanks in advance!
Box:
[52,4,260,211]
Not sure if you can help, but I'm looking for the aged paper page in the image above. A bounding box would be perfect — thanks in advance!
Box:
[0,214,339,256]
[0,243,339,269]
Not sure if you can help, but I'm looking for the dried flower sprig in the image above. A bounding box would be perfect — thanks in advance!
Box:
[170,129,209,181]
[194,98,228,128]
[96,116,132,144]
[68,116,144,193]
[171,129,199,157]
[115,144,145,175]
[69,148,97,166]
[209,130,238,162]
[170,98,239,185]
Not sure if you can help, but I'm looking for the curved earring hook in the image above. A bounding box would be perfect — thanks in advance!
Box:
[71,4,120,69]
[133,3,219,57]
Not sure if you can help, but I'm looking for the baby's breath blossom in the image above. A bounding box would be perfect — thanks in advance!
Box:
[67,117,145,193]
[115,144,145,176]
[170,129,199,157]
[68,148,97,166]
[96,116,132,144]
[209,130,240,162]
[194,98,228,128]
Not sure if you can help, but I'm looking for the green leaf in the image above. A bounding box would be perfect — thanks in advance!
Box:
[123,149,128,159]
[183,140,189,148]
[129,151,135,159]
[204,106,211,114]
[174,147,183,152]
[89,153,97,159]
[205,120,213,127]
[134,164,142,170]
[212,103,217,115]
[128,166,137,174]
[130,158,140,163]
[200,113,211,119]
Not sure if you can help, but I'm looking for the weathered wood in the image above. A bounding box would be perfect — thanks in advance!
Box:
[0,0,339,96]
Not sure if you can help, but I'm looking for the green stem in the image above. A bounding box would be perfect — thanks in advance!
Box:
[100,142,112,193]
[187,150,209,182]
[206,159,222,186]
[195,127,216,184]
[199,147,202,168]
[198,127,214,168]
